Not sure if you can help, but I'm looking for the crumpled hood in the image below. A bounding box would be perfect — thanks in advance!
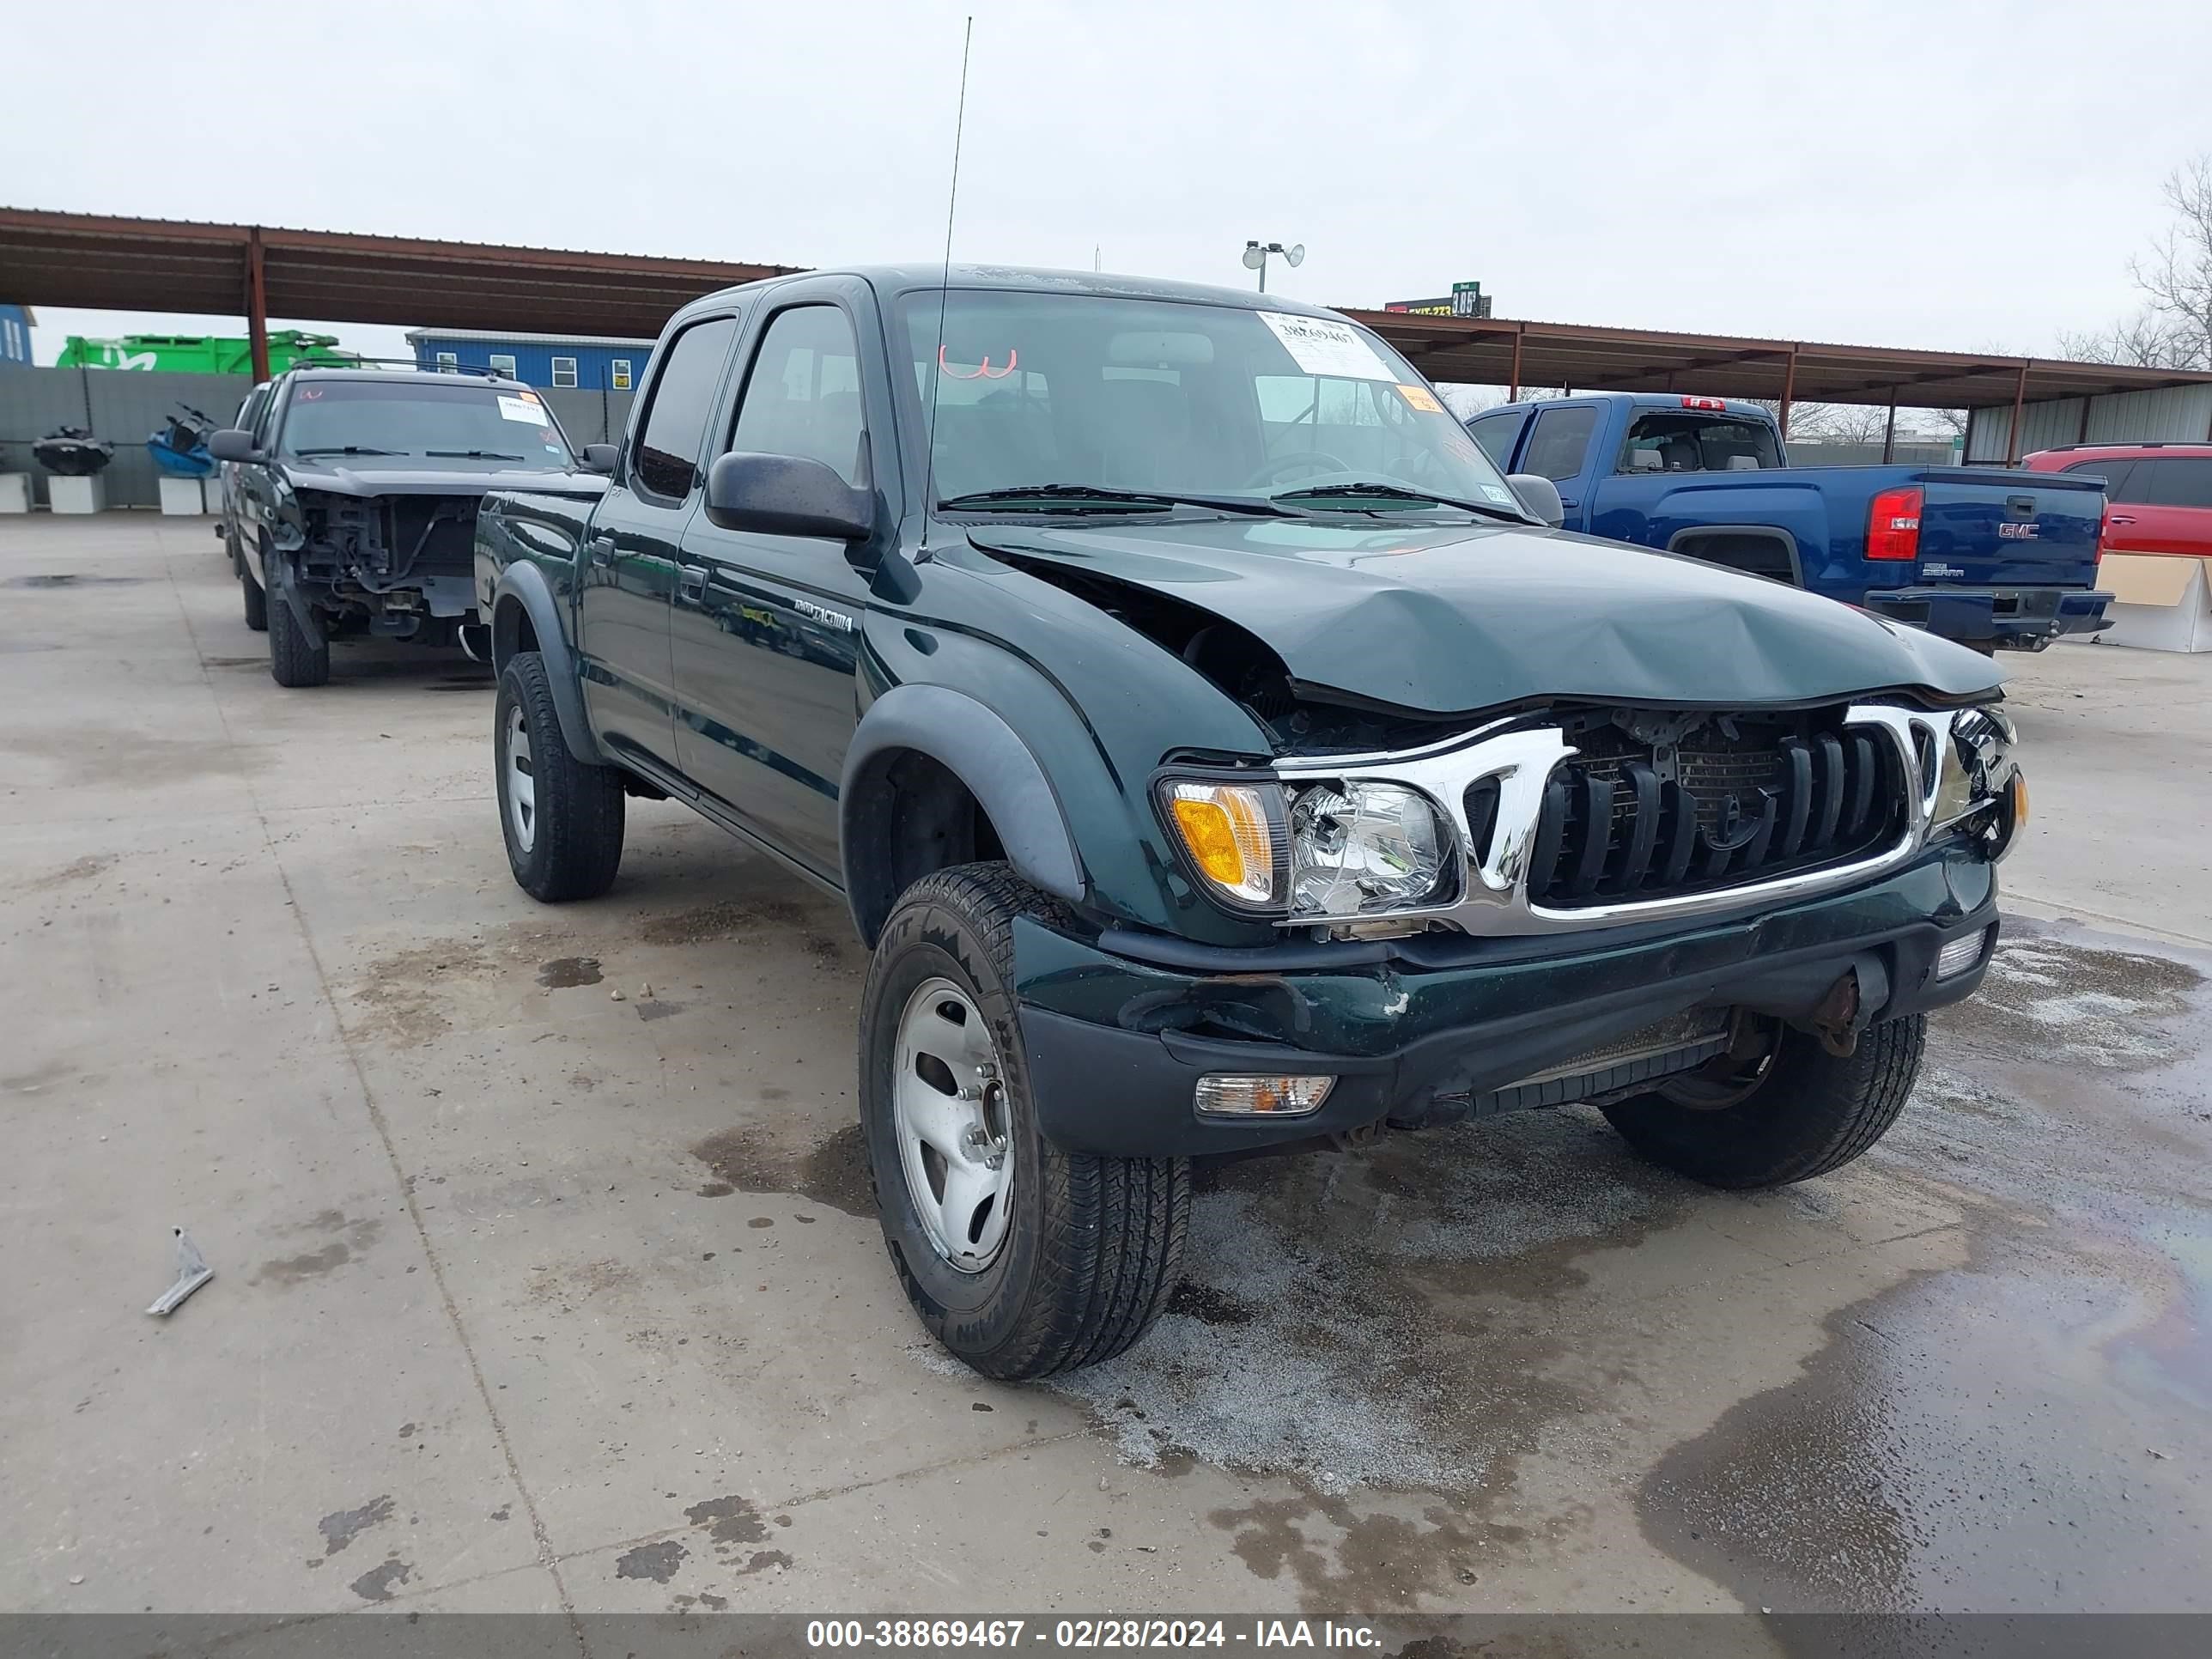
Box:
[968,518,2002,712]
[282,463,609,501]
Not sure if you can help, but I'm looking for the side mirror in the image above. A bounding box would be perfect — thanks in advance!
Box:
[209,428,261,465]
[704,451,874,542]
[1506,472,1565,528]
[579,442,617,474]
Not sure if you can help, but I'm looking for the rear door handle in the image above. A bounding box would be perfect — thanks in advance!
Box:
[586,533,616,564]
[2107,514,2136,526]
[677,561,708,600]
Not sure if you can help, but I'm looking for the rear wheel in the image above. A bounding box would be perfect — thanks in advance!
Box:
[1601,1012,1924,1189]
[860,863,1189,1379]
[495,652,624,902]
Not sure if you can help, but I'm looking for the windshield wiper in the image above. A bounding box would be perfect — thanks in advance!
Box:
[939,483,1293,517]
[426,449,528,461]
[292,445,409,459]
[1270,481,1530,523]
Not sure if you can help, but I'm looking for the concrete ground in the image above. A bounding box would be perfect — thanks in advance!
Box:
[3,515,2208,1621]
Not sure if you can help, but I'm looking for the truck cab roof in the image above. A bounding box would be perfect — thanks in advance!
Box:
[668,264,1352,325]
[1478,390,1778,423]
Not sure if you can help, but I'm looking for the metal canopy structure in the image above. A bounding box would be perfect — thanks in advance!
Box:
[1350,308,2212,452]
[9,208,2212,456]
[0,208,798,379]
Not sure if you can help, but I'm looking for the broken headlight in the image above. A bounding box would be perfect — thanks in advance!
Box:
[1933,705,2025,858]
[1287,781,1454,918]
[1932,706,2016,828]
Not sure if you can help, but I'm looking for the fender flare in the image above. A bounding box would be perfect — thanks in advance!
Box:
[490,562,605,766]
[840,684,1085,939]
[258,530,322,642]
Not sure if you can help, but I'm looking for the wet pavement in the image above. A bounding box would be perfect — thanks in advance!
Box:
[3,517,2209,1621]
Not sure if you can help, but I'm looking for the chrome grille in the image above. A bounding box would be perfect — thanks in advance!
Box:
[1526,715,1906,908]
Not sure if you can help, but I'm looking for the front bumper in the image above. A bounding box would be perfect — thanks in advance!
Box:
[1014,843,1999,1157]
[1861,584,2111,649]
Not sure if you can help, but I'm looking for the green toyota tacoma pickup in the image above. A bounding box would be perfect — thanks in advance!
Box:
[474,266,2026,1380]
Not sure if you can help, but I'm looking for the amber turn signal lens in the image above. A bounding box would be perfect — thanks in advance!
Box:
[1164,781,1279,905]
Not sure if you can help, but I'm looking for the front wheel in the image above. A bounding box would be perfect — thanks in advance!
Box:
[1601,1012,1924,1189]
[266,570,328,687]
[860,864,1188,1379]
[495,653,624,902]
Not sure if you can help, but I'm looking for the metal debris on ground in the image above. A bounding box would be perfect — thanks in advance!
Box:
[146,1228,214,1316]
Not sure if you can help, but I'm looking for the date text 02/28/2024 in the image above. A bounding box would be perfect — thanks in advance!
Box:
[805,1620,1382,1650]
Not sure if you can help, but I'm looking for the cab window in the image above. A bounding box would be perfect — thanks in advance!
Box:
[631,316,738,501]
[1616,412,1780,474]
[728,307,867,487]
[1521,406,1599,483]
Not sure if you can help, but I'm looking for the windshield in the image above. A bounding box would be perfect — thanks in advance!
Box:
[279,379,575,468]
[896,290,1523,515]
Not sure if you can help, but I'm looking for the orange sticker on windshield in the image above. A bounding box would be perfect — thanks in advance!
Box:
[1395,383,1444,414]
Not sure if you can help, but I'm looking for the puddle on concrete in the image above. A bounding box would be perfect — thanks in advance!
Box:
[26,853,118,892]
[537,956,603,988]
[639,897,809,946]
[1639,923,2212,1613]
[1955,932,2200,1070]
[1,727,256,788]
[1043,1110,1688,1496]
[614,1540,687,1583]
[256,1215,382,1286]
[350,939,494,1047]
[3,574,146,588]
[690,1121,874,1218]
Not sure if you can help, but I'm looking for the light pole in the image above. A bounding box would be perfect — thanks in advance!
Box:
[1241,240,1305,293]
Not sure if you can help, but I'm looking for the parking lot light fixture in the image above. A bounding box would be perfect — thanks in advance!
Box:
[1240,240,1305,293]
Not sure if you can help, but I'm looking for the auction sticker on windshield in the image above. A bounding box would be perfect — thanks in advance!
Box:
[1259,312,1395,381]
[498,395,549,423]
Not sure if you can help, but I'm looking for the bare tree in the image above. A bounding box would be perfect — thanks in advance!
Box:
[1750,399,1892,444]
[2064,155,2212,370]
[2057,310,2196,369]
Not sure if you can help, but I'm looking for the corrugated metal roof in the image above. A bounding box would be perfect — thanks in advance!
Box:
[1351,310,2212,410]
[0,207,800,337]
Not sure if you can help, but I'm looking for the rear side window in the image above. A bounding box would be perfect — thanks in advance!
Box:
[632,317,737,501]
[2143,457,2212,509]
[1617,412,1780,474]
[2063,456,2139,500]
[1467,410,1526,469]
[1521,406,1598,483]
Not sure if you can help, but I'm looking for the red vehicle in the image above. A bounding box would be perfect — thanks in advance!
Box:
[2021,443,2212,558]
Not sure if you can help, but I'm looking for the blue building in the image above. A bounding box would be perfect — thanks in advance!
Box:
[404,328,654,392]
[0,304,34,367]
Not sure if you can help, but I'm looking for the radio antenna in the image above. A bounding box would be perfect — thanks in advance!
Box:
[918,14,974,559]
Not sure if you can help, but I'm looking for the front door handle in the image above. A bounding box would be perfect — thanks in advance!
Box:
[677,562,708,600]
[586,533,617,565]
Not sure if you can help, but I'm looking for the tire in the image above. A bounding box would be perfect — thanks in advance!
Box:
[860,862,1189,1380]
[495,652,624,902]
[1601,1012,1925,1190]
[264,539,329,687]
[240,565,267,632]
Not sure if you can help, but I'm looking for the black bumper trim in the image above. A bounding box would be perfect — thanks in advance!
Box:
[1022,900,1997,1158]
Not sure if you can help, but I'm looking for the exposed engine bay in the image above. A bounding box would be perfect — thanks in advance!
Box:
[283,489,483,644]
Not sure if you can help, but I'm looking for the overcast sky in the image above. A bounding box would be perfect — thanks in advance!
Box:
[6,0,2209,370]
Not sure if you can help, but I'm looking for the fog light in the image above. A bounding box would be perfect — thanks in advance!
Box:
[1194,1074,1334,1117]
[1936,927,1991,981]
